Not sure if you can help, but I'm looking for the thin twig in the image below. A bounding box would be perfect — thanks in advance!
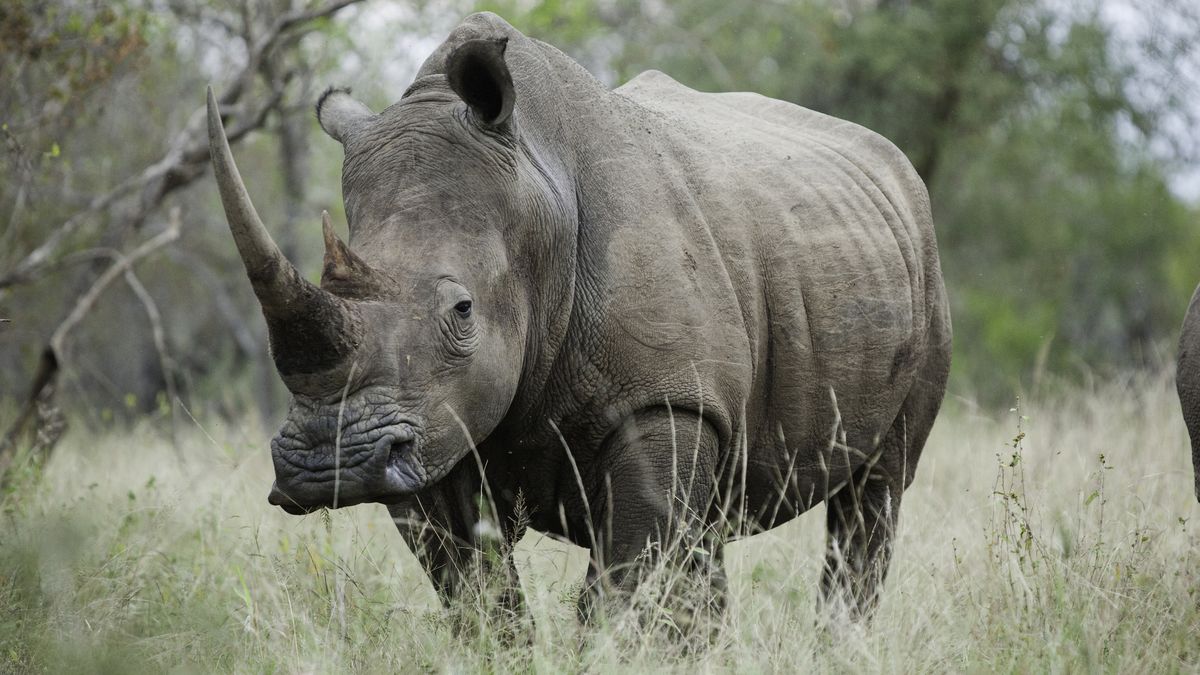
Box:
[122,218,183,456]
[166,248,260,357]
[47,225,181,357]
[0,223,180,484]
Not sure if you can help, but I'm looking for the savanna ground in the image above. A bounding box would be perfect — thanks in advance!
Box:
[1,371,1198,673]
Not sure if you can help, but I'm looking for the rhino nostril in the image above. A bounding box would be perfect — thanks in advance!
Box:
[387,437,416,484]
[389,438,415,466]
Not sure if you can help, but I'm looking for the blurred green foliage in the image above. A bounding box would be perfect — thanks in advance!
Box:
[477,0,1200,398]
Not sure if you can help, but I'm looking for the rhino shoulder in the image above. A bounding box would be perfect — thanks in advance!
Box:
[616,69,686,97]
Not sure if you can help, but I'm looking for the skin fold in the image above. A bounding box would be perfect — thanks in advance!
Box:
[208,12,954,626]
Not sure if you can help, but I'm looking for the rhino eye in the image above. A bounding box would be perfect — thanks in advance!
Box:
[454,300,473,317]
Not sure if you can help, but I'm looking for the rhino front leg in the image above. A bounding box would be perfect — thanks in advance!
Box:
[387,464,529,640]
[578,407,723,631]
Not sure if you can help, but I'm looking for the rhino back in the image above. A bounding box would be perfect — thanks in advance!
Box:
[533,69,949,506]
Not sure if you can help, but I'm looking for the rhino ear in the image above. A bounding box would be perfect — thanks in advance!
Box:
[446,38,514,128]
[316,87,373,144]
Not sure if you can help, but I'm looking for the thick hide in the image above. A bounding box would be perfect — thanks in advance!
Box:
[1177,284,1200,502]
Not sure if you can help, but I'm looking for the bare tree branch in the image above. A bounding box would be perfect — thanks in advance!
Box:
[123,209,184,451]
[166,248,261,358]
[124,268,180,448]
[0,0,364,299]
[0,0,365,487]
[216,0,366,107]
[0,223,181,486]
[47,225,182,360]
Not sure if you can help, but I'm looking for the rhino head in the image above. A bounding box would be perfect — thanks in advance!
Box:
[207,38,575,514]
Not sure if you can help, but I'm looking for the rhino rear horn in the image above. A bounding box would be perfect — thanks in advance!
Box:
[320,210,384,291]
[206,86,360,376]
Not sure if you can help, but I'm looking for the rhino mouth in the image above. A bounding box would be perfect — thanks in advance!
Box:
[267,424,426,515]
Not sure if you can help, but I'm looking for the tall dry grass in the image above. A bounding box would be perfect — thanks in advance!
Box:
[1,371,1197,673]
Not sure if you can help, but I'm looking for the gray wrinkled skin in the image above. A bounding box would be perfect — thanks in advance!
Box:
[1177,284,1200,503]
[209,12,953,622]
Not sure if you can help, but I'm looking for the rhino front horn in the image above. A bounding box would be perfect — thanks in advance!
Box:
[206,86,359,376]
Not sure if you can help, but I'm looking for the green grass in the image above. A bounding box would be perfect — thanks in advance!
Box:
[2,372,1198,673]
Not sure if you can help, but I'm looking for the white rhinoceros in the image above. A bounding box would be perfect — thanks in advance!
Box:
[207,12,952,623]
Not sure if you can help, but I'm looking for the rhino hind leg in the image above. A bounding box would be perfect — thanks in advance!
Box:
[819,458,903,621]
[1180,387,1200,503]
[821,328,950,620]
[1179,347,1200,503]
